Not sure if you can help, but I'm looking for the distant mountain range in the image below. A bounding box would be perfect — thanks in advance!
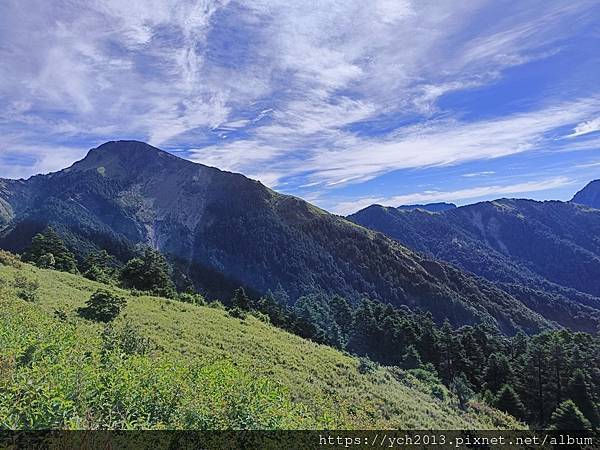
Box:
[348,189,600,333]
[397,202,457,212]
[0,140,555,334]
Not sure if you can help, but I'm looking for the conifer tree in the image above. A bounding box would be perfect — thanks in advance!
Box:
[121,248,175,297]
[232,287,251,310]
[548,400,592,430]
[25,227,78,273]
[401,345,422,369]
[484,354,513,394]
[495,384,526,420]
[566,370,599,428]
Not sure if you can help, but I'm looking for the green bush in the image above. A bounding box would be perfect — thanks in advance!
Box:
[101,320,151,356]
[178,292,206,306]
[13,274,39,302]
[78,289,127,323]
[228,307,248,320]
[0,250,22,268]
[121,248,176,298]
[208,300,226,310]
[357,356,377,374]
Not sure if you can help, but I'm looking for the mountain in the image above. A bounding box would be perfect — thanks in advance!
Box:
[572,179,600,209]
[397,202,457,212]
[348,199,600,333]
[0,141,553,333]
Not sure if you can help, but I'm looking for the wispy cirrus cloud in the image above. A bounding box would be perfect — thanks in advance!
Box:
[334,176,574,215]
[0,0,598,210]
[566,117,600,138]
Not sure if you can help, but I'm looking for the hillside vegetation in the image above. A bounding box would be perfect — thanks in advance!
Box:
[349,200,600,333]
[0,258,519,430]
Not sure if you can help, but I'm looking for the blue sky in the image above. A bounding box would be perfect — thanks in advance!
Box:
[0,0,599,214]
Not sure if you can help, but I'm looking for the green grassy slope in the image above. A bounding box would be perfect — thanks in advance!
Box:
[0,260,523,430]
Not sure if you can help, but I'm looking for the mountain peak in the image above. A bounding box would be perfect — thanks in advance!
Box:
[87,140,174,161]
[69,140,190,178]
[571,180,600,209]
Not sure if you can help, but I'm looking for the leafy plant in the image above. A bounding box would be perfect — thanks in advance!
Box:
[357,356,377,375]
[121,248,176,298]
[78,289,126,322]
[13,274,39,302]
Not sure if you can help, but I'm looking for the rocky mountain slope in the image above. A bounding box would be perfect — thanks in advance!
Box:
[572,179,600,209]
[348,198,600,333]
[0,141,553,333]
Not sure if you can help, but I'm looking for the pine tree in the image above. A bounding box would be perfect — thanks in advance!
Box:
[330,295,354,336]
[82,250,116,283]
[566,370,599,428]
[401,345,422,369]
[25,227,78,273]
[450,373,474,410]
[495,384,526,420]
[548,400,592,430]
[484,353,513,394]
[459,329,485,387]
[121,248,175,297]
[439,320,455,383]
[232,287,250,310]
[523,341,549,425]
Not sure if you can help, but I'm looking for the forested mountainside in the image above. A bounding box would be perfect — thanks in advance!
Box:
[348,198,600,333]
[0,141,552,334]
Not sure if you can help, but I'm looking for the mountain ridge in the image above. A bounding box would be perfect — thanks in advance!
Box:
[0,140,554,334]
[348,197,600,332]
[572,179,600,209]
[397,202,457,212]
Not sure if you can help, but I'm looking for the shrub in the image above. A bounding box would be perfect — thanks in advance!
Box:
[357,356,377,374]
[37,253,56,269]
[178,292,206,306]
[53,309,68,322]
[430,385,448,402]
[0,250,22,268]
[101,320,151,356]
[78,289,126,323]
[250,310,271,323]
[121,248,176,298]
[228,307,248,320]
[208,300,226,310]
[13,275,39,302]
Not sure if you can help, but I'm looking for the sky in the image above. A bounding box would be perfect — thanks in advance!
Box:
[0,0,599,214]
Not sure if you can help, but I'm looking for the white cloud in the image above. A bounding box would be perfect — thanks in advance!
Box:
[265,98,597,188]
[0,142,88,179]
[462,171,496,177]
[567,117,600,138]
[332,176,574,215]
[0,0,598,210]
